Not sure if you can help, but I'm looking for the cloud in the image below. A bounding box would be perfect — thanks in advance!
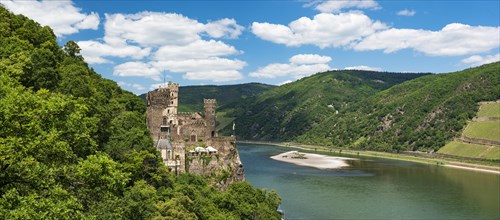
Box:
[344,65,382,71]
[113,62,161,81]
[307,0,380,13]
[289,54,332,65]
[114,58,246,82]
[354,23,500,56]
[153,40,240,61]
[278,80,293,86]
[205,18,244,39]
[77,11,246,82]
[252,12,387,48]
[118,81,145,91]
[250,54,332,79]
[397,9,416,16]
[183,70,244,82]
[103,12,243,47]
[461,53,500,67]
[77,40,151,64]
[2,0,99,37]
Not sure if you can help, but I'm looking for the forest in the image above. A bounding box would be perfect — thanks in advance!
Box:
[224,62,499,154]
[0,7,281,219]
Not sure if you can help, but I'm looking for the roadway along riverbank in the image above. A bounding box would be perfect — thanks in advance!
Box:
[238,140,500,174]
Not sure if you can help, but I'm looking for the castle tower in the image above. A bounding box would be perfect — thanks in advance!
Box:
[204,99,217,138]
[146,82,179,142]
[166,82,179,115]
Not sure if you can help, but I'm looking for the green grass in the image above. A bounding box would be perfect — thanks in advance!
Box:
[477,102,500,117]
[463,121,500,141]
[482,147,500,160]
[438,141,492,158]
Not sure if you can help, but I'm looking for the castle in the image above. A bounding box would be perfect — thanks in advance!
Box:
[146,82,244,183]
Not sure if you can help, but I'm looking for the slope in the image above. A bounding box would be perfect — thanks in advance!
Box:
[438,101,500,160]
[298,62,500,153]
[226,70,428,140]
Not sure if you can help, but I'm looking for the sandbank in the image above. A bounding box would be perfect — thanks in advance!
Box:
[270,151,354,169]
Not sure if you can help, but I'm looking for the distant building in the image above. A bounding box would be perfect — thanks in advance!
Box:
[146,82,244,183]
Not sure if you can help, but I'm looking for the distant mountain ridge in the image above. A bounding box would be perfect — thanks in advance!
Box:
[223,70,430,140]
[139,83,274,112]
[297,62,500,152]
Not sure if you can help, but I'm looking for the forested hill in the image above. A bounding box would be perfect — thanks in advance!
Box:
[226,70,429,140]
[0,7,280,219]
[298,62,500,152]
[140,83,274,112]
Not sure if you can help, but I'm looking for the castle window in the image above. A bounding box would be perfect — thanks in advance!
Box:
[171,101,174,104]
[167,109,170,114]
[162,117,167,125]
[169,120,173,124]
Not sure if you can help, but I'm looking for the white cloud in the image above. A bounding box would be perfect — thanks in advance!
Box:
[2,0,100,37]
[205,18,244,39]
[344,65,382,71]
[397,9,416,16]
[183,70,244,82]
[103,12,243,47]
[118,81,145,91]
[78,40,151,64]
[252,12,387,48]
[113,62,161,81]
[78,11,246,82]
[308,0,380,13]
[103,12,204,47]
[113,58,246,82]
[153,40,240,61]
[250,54,332,79]
[354,23,500,56]
[289,54,332,64]
[278,80,293,86]
[461,53,500,67]
[152,58,246,73]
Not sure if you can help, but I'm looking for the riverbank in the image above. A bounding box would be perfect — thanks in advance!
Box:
[270,151,353,169]
[238,140,500,174]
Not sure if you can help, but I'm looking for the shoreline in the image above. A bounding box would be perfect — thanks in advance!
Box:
[238,140,500,174]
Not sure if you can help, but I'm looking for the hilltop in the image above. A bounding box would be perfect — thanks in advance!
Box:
[297,62,499,153]
[225,70,429,140]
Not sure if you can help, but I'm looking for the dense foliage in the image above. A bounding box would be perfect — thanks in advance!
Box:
[140,83,274,112]
[0,7,280,219]
[227,70,428,140]
[298,62,500,152]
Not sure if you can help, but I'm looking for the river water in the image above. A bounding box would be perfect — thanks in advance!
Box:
[238,143,500,219]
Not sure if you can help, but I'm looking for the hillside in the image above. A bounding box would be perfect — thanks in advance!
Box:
[298,62,500,153]
[226,70,429,140]
[0,7,280,219]
[140,83,274,112]
[438,101,500,160]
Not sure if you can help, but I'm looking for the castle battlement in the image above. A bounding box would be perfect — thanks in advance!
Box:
[204,99,217,104]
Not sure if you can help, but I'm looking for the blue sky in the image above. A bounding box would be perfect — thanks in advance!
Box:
[3,0,499,94]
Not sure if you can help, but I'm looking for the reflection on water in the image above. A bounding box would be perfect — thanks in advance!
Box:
[239,143,500,220]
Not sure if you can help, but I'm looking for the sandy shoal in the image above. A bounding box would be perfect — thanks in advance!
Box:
[270,151,355,169]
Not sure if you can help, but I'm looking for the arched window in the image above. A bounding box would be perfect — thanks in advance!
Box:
[162,117,167,125]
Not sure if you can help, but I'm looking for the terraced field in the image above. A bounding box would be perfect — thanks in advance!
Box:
[438,101,500,160]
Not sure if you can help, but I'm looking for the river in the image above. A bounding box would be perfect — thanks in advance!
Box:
[238,143,500,219]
